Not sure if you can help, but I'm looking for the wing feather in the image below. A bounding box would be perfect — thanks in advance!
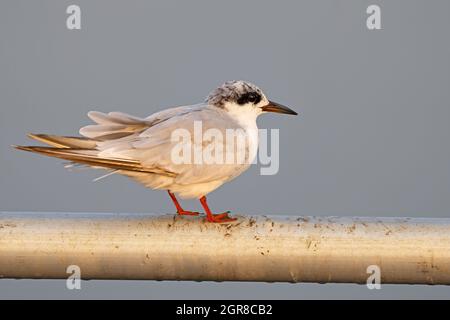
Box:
[27,133,98,149]
[16,104,252,189]
[14,145,176,177]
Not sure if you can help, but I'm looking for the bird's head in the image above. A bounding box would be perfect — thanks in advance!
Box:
[206,80,297,117]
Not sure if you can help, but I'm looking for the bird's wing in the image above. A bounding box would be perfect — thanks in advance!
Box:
[79,111,152,140]
[16,107,204,176]
[14,145,177,177]
[98,106,253,185]
[17,105,252,184]
[26,133,98,149]
[79,105,204,140]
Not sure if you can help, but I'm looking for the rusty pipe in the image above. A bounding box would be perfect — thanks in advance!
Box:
[0,212,449,284]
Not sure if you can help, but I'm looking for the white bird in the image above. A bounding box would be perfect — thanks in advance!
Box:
[15,81,297,222]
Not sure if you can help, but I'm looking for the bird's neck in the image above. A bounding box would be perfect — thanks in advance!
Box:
[223,105,260,132]
[223,105,260,164]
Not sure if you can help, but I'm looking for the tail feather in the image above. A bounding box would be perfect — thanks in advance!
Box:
[80,111,149,140]
[88,111,146,125]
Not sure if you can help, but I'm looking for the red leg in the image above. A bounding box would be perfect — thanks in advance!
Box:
[168,191,200,216]
[199,196,237,223]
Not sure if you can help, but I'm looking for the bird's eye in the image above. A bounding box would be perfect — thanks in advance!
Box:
[237,92,261,105]
[247,93,257,102]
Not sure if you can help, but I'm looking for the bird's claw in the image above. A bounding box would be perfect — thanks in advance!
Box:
[206,212,237,223]
[177,210,201,216]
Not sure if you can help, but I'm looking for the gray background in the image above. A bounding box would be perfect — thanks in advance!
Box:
[1,0,449,299]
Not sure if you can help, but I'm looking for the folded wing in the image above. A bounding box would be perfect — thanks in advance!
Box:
[15,105,252,188]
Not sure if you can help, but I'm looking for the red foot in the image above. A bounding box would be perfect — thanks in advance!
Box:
[168,191,200,216]
[199,196,237,223]
[177,210,200,216]
[206,211,237,223]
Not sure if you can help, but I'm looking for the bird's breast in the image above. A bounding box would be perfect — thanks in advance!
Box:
[245,123,259,164]
[229,115,259,165]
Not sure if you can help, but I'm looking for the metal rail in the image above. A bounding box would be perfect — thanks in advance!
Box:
[1,212,449,284]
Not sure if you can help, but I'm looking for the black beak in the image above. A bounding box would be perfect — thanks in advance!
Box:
[261,101,298,115]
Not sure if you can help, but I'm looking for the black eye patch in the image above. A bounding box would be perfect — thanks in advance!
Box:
[237,92,262,105]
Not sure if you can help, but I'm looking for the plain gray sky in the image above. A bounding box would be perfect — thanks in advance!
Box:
[1,0,449,299]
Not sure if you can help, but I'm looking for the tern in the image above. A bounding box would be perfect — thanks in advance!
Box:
[15,81,297,222]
